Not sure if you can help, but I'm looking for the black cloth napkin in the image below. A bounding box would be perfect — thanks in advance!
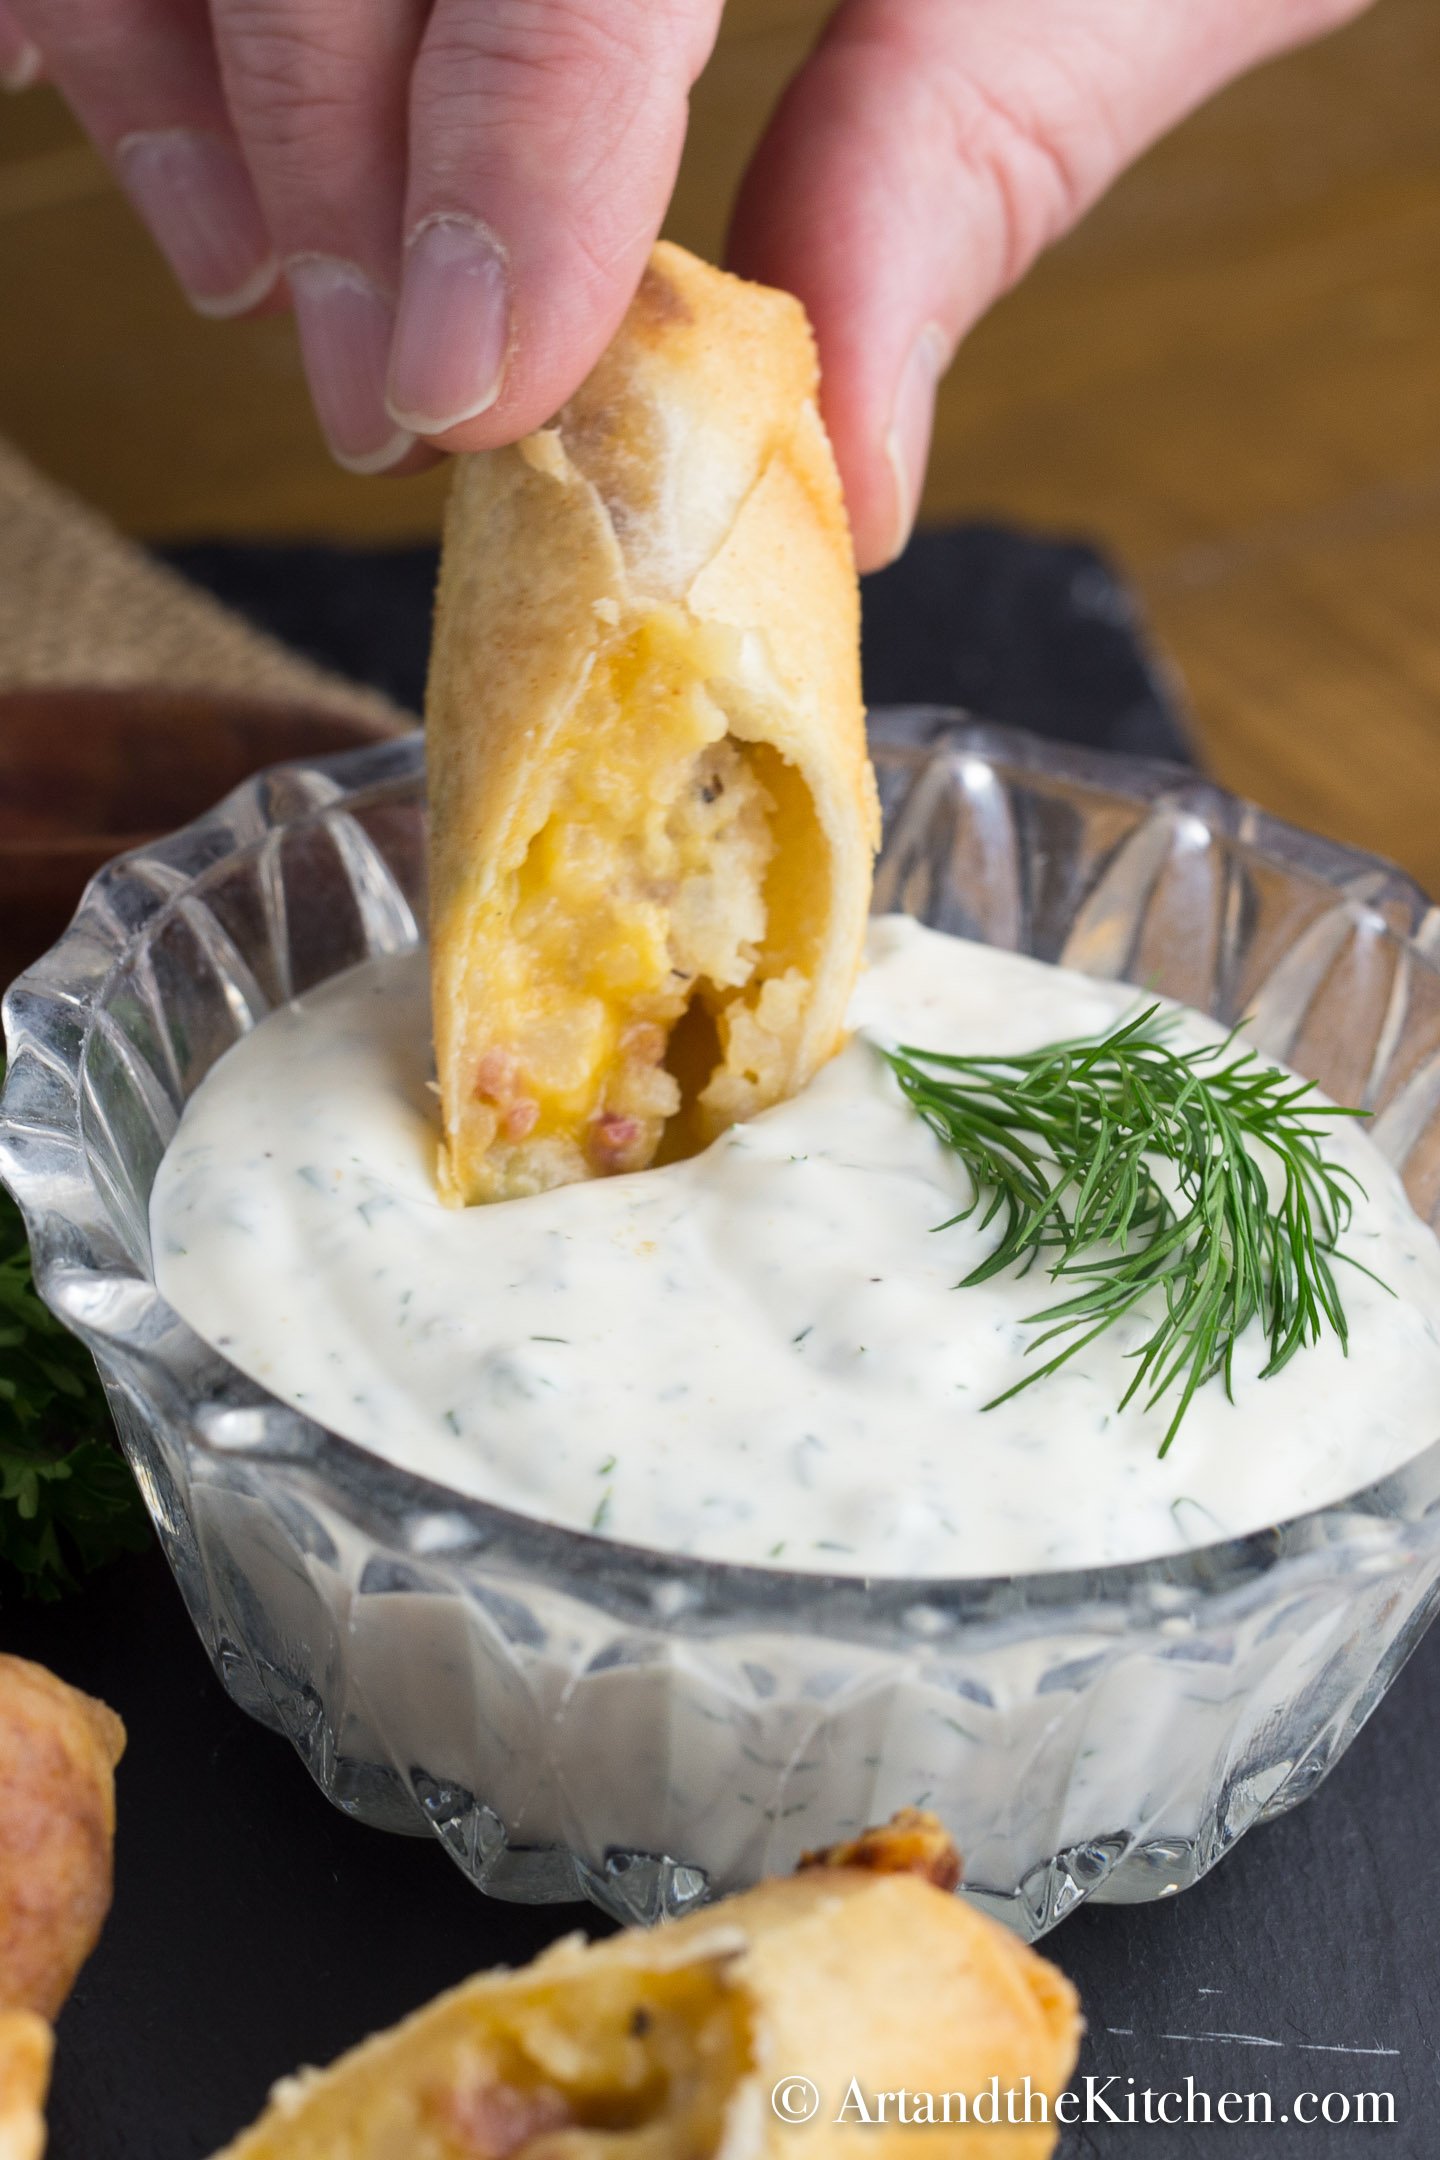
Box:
[160,524,1193,766]
[13,532,1432,2160]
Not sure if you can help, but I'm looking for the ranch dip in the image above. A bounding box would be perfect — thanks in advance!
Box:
[151,917,1440,1576]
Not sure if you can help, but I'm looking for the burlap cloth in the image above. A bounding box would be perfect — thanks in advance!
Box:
[0,438,407,727]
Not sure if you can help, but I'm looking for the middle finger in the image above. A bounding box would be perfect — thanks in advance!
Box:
[211,0,433,472]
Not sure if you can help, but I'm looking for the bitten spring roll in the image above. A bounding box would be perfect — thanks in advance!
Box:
[427,242,879,1205]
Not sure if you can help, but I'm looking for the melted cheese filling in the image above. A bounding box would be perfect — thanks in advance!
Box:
[454,612,822,1200]
[231,1954,753,2160]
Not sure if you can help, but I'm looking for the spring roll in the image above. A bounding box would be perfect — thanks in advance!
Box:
[213,1813,1081,2158]
[0,2013,50,2160]
[427,242,878,1204]
[0,1654,124,2022]
[0,1655,125,2160]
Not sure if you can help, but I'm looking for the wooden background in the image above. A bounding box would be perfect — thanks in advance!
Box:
[2,0,1438,884]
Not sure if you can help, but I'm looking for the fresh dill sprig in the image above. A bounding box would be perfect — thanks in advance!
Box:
[0,1085,148,1598]
[884,1007,1378,1454]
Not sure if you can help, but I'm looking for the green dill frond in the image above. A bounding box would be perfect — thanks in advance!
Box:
[884,1007,1375,1454]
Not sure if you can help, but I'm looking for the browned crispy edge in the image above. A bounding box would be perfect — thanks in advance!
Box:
[797,1806,963,1894]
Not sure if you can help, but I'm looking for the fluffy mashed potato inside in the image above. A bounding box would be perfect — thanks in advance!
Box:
[215,1951,755,2160]
[449,609,826,1201]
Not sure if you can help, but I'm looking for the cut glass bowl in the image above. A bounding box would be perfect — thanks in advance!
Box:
[5,711,1440,1939]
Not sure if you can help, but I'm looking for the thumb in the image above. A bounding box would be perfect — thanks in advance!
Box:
[729,0,1372,571]
[387,0,722,447]
[0,1,42,87]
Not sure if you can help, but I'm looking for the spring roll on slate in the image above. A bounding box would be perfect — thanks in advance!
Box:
[427,242,879,1205]
[0,1655,125,2160]
[214,1814,1081,2158]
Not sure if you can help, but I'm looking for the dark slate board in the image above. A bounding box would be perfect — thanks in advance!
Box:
[7,1547,1434,2160]
[8,531,1431,2157]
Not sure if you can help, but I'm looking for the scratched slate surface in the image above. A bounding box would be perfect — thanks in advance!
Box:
[9,1548,1431,2159]
[9,531,1432,2157]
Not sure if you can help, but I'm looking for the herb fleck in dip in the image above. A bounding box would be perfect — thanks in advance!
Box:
[151,919,1440,1575]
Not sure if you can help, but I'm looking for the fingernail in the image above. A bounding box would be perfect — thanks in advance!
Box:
[116,129,278,318]
[287,255,416,476]
[387,214,510,434]
[883,322,950,563]
[0,33,43,90]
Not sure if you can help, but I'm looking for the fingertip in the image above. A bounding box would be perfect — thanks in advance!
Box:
[870,320,948,569]
[0,0,41,91]
[345,438,443,482]
[385,214,512,439]
[393,0,718,460]
[117,129,279,321]
[188,256,284,321]
[398,412,509,457]
[384,219,655,453]
[287,255,422,476]
[725,46,937,570]
[1,40,43,92]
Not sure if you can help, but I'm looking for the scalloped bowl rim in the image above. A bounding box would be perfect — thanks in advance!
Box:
[5,710,1440,1638]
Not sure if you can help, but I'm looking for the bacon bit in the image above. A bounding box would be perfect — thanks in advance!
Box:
[434,2079,573,2159]
[502,1099,540,1142]
[475,1048,539,1142]
[588,1111,644,1172]
[474,1048,520,1104]
[798,1808,962,1893]
[620,1023,666,1066]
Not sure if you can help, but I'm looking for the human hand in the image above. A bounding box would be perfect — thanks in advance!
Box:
[3,0,1371,566]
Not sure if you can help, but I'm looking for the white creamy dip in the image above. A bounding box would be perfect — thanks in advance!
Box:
[151,918,1440,1576]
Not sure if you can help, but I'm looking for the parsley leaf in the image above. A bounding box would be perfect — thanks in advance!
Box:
[0,1111,148,1599]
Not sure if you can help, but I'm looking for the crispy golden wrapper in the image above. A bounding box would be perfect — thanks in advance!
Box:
[0,2013,51,2160]
[0,1654,124,2022]
[798,1805,963,1892]
[213,1819,1081,2159]
[0,1654,125,2160]
[427,241,878,1204]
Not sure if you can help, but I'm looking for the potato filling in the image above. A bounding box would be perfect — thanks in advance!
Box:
[458,612,823,1198]
[245,1957,755,2160]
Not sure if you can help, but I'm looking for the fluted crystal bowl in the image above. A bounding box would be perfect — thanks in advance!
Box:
[7,712,1440,1941]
